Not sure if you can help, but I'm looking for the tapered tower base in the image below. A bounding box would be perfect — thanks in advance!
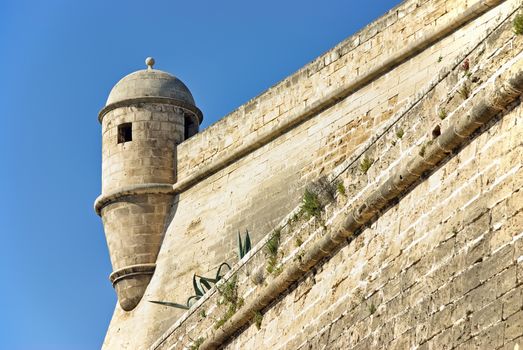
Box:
[110,263,155,311]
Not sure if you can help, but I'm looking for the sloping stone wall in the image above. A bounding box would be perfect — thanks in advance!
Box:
[150,6,523,350]
[102,0,523,348]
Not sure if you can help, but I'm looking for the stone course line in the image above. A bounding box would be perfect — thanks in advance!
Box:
[94,183,173,215]
[196,58,523,350]
[98,96,203,124]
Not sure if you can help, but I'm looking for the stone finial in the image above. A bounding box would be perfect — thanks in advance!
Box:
[145,57,155,70]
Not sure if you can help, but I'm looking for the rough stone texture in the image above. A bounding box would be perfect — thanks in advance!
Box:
[99,73,201,311]
[99,0,523,348]
[101,104,185,192]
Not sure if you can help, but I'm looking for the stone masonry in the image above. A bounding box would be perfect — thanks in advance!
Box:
[97,0,523,348]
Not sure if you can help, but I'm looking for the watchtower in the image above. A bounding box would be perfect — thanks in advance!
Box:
[94,57,202,311]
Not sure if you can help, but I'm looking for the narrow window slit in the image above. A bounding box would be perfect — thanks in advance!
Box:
[184,115,198,140]
[118,123,132,144]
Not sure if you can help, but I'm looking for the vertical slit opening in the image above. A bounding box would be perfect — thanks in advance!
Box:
[118,123,132,144]
[184,115,198,140]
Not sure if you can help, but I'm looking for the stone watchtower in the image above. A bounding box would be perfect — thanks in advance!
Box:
[94,58,202,311]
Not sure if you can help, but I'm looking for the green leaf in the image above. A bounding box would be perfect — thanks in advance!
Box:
[238,230,252,259]
[193,274,203,296]
[238,231,243,259]
[187,295,201,307]
[149,300,189,310]
[216,262,231,280]
[197,276,213,292]
[244,230,251,255]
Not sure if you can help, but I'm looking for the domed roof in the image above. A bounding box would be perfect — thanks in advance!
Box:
[100,57,202,123]
[106,69,196,107]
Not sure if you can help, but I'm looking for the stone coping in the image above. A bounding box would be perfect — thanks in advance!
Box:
[110,263,157,286]
[94,183,174,215]
[98,96,203,124]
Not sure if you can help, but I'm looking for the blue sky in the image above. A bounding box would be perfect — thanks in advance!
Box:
[0,0,401,348]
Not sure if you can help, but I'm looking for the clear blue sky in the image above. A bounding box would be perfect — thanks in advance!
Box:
[0,0,401,348]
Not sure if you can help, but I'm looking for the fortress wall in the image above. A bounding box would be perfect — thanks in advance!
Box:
[148,5,523,349]
[101,0,522,349]
[175,0,503,183]
[222,107,522,350]
[152,0,515,307]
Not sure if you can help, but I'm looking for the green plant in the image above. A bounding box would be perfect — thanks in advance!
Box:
[419,140,434,157]
[368,303,376,315]
[189,337,205,350]
[301,189,322,218]
[266,256,278,274]
[295,237,303,247]
[214,305,235,329]
[395,128,404,139]
[150,262,231,310]
[266,256,283,275]
[217,275,238,305]
[273,266,283,275]
[290,212,301,223]
[458,82,471,100]
[437,56,443,63]
[238,230,252,259]
[199,309,207,318]
[359,156,374,174]
[438,108,447,120]
[252,311,263,330]
[149,300,192,310]
[336,181,346,196]
[419,144,427,157]
[265,230,281,257]
[513,12,523,35]
[214,276,242,329]
[265,230,282,275]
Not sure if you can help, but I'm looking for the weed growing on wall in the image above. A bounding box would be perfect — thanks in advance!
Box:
[513,12,523,34]
[150,228,252,311]
[189,337,205,350]
[419,144,427,157]
[458,82,471,100]
[359,156,374,174]
[336,181,346,196]
[438,108,447,120]
[265,230,282,275]
[419,140,434,157]
[302,189,322,218]
[149,263,230,310]
[252,311,263,330]
[214,275,244,329]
